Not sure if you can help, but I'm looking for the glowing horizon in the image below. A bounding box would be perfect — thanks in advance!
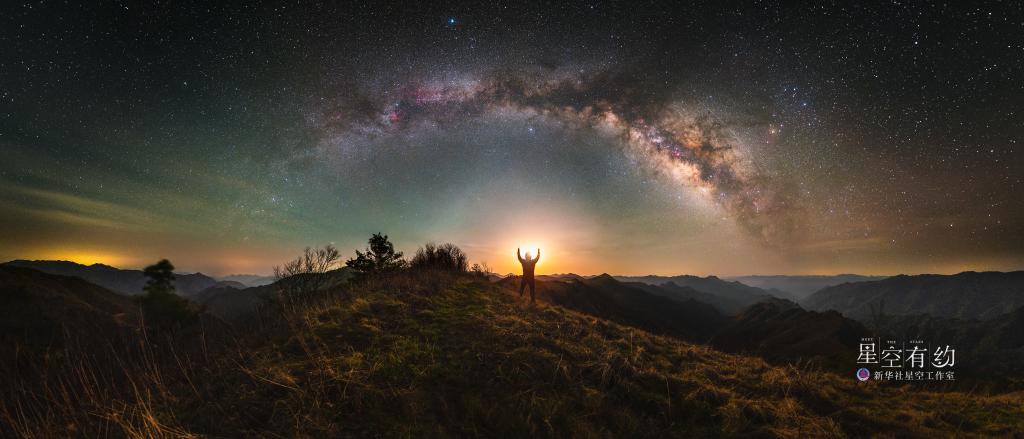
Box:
[9,242,1021,280]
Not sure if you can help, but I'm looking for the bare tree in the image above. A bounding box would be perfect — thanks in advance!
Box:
[274,245,342,301]
[471,261,492,278]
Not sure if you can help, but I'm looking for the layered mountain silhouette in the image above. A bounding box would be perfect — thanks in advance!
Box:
[710,299,870,370]
[614,274,779,314]
[804,271,1024,321]
[868,306,1024,378]
[726,274,887,301]
[496,274,868,370]
[534,273,588,282]
[630,280,761,315]
[0,265,138,350]
[2,260,241,296]
[218,274,277,287]
[498,274,729,342]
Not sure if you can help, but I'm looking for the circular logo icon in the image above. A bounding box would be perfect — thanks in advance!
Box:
[856,368,871,381]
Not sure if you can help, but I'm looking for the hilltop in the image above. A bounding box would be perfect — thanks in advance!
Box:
[3,268,1024,437]
[172,272,1022,437]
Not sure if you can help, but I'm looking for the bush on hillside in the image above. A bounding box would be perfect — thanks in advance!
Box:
[410,242,468,272]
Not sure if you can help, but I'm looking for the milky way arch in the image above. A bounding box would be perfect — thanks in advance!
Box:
[305,67,799,246]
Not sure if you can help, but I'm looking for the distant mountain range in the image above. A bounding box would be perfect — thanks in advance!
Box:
[8,261,1024,326]
[725,274,888,300]
[1,260,244,296]
[710,299,869,370]
[614,274,781,313]
[0,262,349,323]
[804,271,1024,321]
[218,274,277,287]
[498,271,1024,375]
[623,280,750,315]
[507,273,787,314]
[498,274,728,342]
[870,306,1024,377]
[7,260,1024,381]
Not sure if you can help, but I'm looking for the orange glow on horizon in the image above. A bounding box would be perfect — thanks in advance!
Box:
[26,248,131,268]
[11,245,292,276]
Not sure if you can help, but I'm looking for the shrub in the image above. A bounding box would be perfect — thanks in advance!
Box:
[410,242,468,272]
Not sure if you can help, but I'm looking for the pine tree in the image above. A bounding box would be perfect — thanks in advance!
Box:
[139,259,196,330]
[345,233,406,275]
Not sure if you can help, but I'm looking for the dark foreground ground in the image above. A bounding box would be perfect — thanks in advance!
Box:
[2,269,1023,437]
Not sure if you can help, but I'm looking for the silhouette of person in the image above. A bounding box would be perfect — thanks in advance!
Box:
[517,247,540,303]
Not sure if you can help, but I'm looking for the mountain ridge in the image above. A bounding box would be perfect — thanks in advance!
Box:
[1,259,236,296]
[726,274,888,301]
[805,271,1024,321]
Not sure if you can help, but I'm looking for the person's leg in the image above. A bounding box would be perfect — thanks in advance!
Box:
[518,277,526,297]
[529,278,536,303]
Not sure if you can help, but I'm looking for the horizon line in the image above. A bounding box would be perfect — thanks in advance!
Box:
[4,258,1023,279]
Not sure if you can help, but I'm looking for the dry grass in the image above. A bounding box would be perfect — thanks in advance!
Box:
[3,271,1024,437]
[0,319,228,438]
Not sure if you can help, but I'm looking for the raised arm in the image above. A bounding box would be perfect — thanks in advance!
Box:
[517,248,525,263]
[533,248,540,262]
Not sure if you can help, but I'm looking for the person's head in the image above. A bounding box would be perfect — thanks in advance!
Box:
[524,251,532,260]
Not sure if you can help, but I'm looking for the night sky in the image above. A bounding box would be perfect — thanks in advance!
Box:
[1,1,1022,276]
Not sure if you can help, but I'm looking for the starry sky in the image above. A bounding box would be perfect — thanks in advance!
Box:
[1,1,1022,276]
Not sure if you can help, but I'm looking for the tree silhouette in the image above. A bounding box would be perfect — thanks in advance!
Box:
[470,261,492,278]
[346,233,406,276]
[411,242,468,272]
[138,259,196,330]
[274,245,342,300]
[143,259,175,296]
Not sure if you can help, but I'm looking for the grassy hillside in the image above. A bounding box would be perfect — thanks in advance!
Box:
[4,270,1024,437]
[174,273,1022,437]
[0,265,139,347]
